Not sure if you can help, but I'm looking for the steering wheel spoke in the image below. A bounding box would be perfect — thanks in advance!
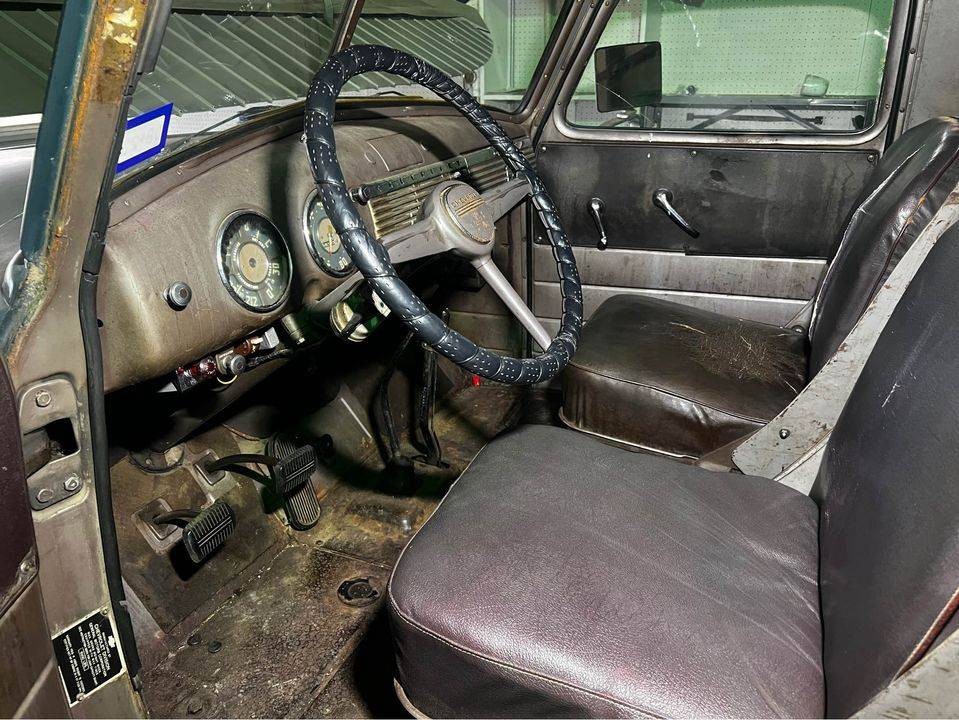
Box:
[472,256,551,352]
[380,217,447,265]
[481,177,533,224]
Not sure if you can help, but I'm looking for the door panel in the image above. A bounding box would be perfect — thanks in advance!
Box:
[532,244,825,328]
[538,143,875,256]
[0,362,66,716]
[533,143,873,327]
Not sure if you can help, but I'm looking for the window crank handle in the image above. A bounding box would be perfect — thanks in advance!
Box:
[588,197,608,250]
[653,188,700,239]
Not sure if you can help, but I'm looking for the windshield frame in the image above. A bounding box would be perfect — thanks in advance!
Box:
[110,0,574,183]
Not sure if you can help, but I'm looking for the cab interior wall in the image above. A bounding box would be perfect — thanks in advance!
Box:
[98,107,542,717]
[18,0,959,713]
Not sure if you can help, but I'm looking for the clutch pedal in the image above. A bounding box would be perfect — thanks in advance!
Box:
[153,499,237,564]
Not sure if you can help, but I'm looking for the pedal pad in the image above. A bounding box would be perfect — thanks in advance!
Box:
[181,500,237,564]
[270,445,317,496]
[269,436,321,531]
[283,479,321,531]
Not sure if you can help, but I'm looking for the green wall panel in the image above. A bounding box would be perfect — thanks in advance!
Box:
[578,0,895,98]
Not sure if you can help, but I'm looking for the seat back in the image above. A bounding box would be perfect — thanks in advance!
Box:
[814,222,959,717]
[808,117,959,377]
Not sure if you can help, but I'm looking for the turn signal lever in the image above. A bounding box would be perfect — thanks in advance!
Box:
[588,197,608,250]
[653,188,700,238]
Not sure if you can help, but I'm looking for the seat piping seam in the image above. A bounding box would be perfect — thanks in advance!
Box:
[388,599,665,719]
[557,409,700,461]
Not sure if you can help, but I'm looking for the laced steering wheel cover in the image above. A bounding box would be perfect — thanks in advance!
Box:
[304,45,583,385]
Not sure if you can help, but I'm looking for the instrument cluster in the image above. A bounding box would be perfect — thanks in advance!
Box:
[216,212,292,312]
[303,190,354,277]
[215,194,353,313]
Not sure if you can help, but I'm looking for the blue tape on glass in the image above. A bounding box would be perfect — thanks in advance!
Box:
[116,102,173,173]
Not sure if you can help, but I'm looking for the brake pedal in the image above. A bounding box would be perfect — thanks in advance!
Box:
[154,499,237,564]
[269,444,316,495]
[268,436,321,531]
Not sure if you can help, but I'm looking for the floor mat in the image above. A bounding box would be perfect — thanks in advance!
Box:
[140,544,390,718]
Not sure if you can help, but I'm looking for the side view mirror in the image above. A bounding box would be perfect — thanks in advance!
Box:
[594,41,663,113]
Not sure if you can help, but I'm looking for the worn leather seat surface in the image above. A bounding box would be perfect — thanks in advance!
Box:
[389,425,822,718]
[390,226,959,719]
[562,117,959,459]
[562,295,807,459]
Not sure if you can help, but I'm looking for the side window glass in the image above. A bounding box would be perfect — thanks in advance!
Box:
[567,0,896,134]
[0,4,60,257]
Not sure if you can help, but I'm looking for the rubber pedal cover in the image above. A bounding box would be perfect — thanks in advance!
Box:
[182,499,237,563]
[270,445,317,496]
[283,477,321,531]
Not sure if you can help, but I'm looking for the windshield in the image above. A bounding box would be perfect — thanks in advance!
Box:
[110,0,563,176]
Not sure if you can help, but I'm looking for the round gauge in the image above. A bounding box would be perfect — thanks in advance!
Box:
[216,212,291,312]
[303,191,354,277]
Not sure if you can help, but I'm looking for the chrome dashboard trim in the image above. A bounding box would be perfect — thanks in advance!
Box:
[354,138,531,202]
[361,140,535,238]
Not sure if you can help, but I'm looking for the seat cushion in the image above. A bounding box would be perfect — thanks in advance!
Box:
[389,426,823,718]
[561,295,807,459]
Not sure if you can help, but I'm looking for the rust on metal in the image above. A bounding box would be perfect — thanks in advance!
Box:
[6,0,148,378]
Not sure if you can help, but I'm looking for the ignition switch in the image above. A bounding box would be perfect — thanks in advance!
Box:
[174,328,282,391]
[216,351,246,377]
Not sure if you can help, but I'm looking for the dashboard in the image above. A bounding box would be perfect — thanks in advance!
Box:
[99,111,531,392]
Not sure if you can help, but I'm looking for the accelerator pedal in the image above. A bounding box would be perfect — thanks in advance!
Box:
[268,436,321,531]
[154,499,237,564]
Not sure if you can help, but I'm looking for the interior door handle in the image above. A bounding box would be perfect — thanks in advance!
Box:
[653,188,700,239]
[588,197,608,250]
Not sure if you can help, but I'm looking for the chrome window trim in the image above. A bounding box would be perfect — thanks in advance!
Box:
[550,0,913,148]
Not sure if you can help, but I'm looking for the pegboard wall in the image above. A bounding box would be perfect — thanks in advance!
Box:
[574,0,894,98]
[479,0,563,99]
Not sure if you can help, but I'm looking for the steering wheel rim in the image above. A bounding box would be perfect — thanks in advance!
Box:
[304,45,582,385]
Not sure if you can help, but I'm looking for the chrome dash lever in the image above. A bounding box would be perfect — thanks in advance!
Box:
[653,188,700,239]
[588,197,608,250]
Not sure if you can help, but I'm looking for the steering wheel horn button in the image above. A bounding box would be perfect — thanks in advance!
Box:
[440,182,494,245]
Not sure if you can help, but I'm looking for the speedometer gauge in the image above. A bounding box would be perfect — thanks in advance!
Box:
[303,190,354,277]
[217,212,291,312]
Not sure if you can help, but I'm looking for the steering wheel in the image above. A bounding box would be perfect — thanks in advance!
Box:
[304,45,582,385]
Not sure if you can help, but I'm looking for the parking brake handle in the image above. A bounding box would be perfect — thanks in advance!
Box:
[588,197,608,250]
[653,188,700,238]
